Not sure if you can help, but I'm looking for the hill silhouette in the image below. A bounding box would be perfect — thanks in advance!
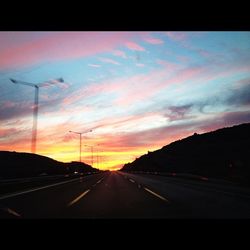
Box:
[121,123,250,185]
[0,151,99,179]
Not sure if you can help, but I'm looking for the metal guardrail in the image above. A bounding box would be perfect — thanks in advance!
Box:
[122,170,250,192]
[0,171,100,184]
[121,170,239,185]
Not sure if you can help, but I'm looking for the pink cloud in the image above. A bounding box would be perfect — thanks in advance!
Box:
[62,72,157,106]
[176,55,191,63]
[0,32,132,69]
[165,32,189,41]
[1,101,16,109]
[194,111,250,134]
[166,66,205,85]
[144,37,164,44]
[41,79,71,90]
[88,64,101,68]
[125,42,145,51]
[0,100,33,121]
[61,59,250,108]
[97,110,250,151]
[113,71,171,106]
[98,57,120,65]
[136,63,145,67]
[96,122,192,150]
[87,111,162,133]
[113,50,127,58]
[156,59,181,71]
[61,70,167,108]
[62,63,200,108]
[0,128,18,137]
[197,49,211,58]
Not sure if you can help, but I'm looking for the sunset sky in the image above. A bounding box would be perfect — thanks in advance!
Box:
[0,32,250,170]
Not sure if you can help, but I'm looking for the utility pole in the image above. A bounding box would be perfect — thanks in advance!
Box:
[96,144,100,169]
[84,144,94,167]
[10,78,64,154]
[69,130,92,162]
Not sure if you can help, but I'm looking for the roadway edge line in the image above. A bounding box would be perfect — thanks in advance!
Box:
[0,177,82,200]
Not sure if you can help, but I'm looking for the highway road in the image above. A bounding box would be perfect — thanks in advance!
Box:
[1,171,250,218]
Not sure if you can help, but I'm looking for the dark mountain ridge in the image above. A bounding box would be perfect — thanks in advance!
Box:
[121,123,250,185]
[0,151,99,179]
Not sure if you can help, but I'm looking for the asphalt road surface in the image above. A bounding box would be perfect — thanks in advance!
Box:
[1,171,250,218]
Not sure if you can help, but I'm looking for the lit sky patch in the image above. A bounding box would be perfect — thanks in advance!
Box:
[1,32,250,170]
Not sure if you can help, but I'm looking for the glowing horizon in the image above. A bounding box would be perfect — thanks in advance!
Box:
[1,32,250,170]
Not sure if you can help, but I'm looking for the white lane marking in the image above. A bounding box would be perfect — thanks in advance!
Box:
[144,187,169,202]
[4,208,22,217]
[200,177,208,181]
[97,178,103,184]
[94,176,105,186]
[138,184,141,188]
[67,189,90,207]
[129,178,135,183]
[0,178,81,201]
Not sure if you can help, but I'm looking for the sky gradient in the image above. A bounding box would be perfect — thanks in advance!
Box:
[1,31,250,170]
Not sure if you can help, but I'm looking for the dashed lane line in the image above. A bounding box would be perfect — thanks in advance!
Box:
[67,189,90,207]
[144,187,169,202]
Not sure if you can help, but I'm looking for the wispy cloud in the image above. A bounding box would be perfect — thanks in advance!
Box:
[125,42,145,51]
[136,63,145,67]
[165,104,194,122]
[0,32,132,69]
[100,110,250,150]
[1,32,250,170]
[0,100,32,121]
[156,59,181,71]
[98,57,120,65]
[144,37,164,44]
[0,128,18,137]
[113,50,127,58]
[225,80,250,107]
[165,32,189,41]
[88,64,101,68]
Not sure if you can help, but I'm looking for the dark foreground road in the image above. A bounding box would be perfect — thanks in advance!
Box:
[1,171,250,218]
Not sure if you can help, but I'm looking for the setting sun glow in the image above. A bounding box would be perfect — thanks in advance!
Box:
[1,32,250,170]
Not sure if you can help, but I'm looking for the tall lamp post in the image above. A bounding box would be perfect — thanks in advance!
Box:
[69,130,92,162]
[96,144,101,169]
[84,144,94,167]
[10,77,64,154]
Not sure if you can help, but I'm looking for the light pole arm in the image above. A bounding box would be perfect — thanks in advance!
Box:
[31,87,39,153]
[10,79,37,87]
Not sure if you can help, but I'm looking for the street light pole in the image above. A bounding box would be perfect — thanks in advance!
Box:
[10,78,64,154]
[96,144,100,169]
[84,144,94,167]
[32,86,39,153]
[69,130,92,162]
[91,146,93,167]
